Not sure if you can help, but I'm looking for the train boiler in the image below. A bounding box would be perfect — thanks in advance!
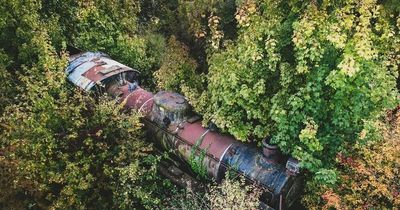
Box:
[66,52,302,209]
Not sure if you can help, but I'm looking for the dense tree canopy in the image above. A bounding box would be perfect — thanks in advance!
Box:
[0,0,165,209]
[181,0,399,186]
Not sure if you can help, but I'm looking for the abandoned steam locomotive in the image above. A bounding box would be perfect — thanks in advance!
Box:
[66,52,302,209]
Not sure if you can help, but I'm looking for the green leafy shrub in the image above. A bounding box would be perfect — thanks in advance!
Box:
[142,0,238,73]
[166,174,262,210]
[303,109,400,209]
[207,175,262,209]
[0,50,13,113]
[270,0,399,184]
[0,1,164,208]
[0,26,161,208]
[184,0,293,141]
[185,0,399,187]
[175,0,237,44]
[154,36,202,92]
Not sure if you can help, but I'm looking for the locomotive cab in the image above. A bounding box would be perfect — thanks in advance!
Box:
[66,51,140,96]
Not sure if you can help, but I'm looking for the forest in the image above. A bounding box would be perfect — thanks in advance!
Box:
[0,0,399,209]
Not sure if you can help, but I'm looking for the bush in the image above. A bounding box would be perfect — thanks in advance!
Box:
[0,26,161,208]
[175,0,237,45]
[154,36,202,92]
[0,50,13,113]
[184,0,295,141]
[0,1,164,208]
[185,0,399,186]
[207,175,262,209]
[166,175,262,210]
[303,108,400,209]
[270,0,398,183]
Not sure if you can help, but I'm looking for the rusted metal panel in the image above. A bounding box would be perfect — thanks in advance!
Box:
[177,122,207,145]
[67,52,139,91]
[83,57,139,84]
[121,87,154,116]
[175,121,235,179]
[66,52,109,75]
[177,122,234,160]
[200,131,235,160]
[67,60,99,91]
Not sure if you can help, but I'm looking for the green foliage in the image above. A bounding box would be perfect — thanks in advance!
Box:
[166,174,262,210]
[270,0,399,184]
[71,0,164,88]
[185,0,293,141]
[0,1,165,209]
[0,50,13,113]
[165,187,209,210]
[176,0,238,44]
[154,36,202,93]
[0,28,160,208]
[142,0,238,73]
[188,135,209,180]
[184,0,399,187]
[303,113,400,209]
[113,154,167,209]
[207,175,262,210]
[0,0,41,63]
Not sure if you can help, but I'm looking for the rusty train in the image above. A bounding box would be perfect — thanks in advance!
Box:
[66,52,302,209]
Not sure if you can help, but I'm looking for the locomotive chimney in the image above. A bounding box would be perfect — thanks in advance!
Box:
[262,137,281,163]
